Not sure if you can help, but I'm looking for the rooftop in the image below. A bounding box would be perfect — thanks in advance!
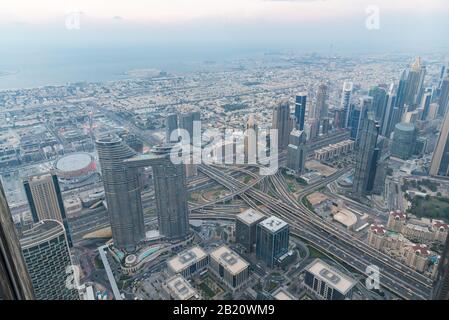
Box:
[236,209,265,225]
[165,275,198,300]
[167,246,207,273]
[305,259,357,295]
[210,245,249,276]
[259,216,289,233]
[20,219,65,249]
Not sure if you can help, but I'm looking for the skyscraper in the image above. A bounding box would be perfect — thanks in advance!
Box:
[165,113,178,143]
[340,81,353,128]
[126,145,190,241]
[381,83,397,137]
[438,78,449,117]
[287,129,307,175]
[20,220,79,300]
[0,182,35,300]
[391,123,417,160]
[369,85,387,124]
[294,93,307,131]
[396,69,409,115]
[430,107,449,177]
[256,216,289,268]
[178,111,201,145]
[349,97,373,143]
[235,209,265,253]
[404,57,426,108]
[314,82,328,121]
[272,101,291,149]
[433,234,449,300]
[244,114,258,163]
[352,111,380,197]
[96,135,145,252]
[23,173,73,247]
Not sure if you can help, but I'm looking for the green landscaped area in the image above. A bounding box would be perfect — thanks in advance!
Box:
[307,246,328,259]
[408,196,449,221]
[199,282,216,299]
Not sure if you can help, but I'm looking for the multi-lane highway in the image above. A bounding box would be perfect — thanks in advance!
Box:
[198,163,433,300]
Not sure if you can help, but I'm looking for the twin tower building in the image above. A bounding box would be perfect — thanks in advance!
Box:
[96,135,189,252]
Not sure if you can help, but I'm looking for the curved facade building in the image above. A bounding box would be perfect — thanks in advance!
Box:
[96,135,145,252]
[20,220,78,300]
[391,122,417,160]
[0,182,35,300]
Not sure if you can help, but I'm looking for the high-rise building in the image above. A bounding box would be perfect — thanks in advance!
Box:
[178,112,193,142]
[391,123,417,160]
[340,82,353,128]
[165,113,178,143]
[314,83,328,121]
[381,83,397,137]
[244,114,258,163]
[352,112,380,197]
[0,182,35,300]
[438,78,449,117]
[294,93,307,131]
[20,220,79,300]
[256,216,289,268]
[430,107,449,177]
[96,135,145,251]
[420,90,433,120]
[126,145,190,241]
[23,173,72,247]
[405,57,426,108]
[272,101,291,149]
[369,85,388,123]
[287,129,307,175]
[209,245,249,292]
[304,259,357,300]
[433,235,449,300]
[349,97,373,143]
[396,69,409,115]
[235,209,265,253]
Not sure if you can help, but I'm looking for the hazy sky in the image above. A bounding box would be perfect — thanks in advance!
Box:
[1,0,449,53]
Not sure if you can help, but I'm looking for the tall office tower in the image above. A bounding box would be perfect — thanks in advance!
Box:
[235,209,265,253]
[23,173,72,247]
[287,129,307,175]
[96,135,145,252]
[381,83,397,137]
[371,136,389,195]
[321,118,330,135]
[333,108,346,129]
[0,182,35,300]
[165,113,178,143]
[20,220,79,300]
[306,118,320,140]
[294,93,307,131]
[438,78,449,117]
[314,82,328,121]
[405,57,426,108]
[396,69,409,114]
[127,145,190,241]
[256,216,289,268]
[369,85,388,123]
[272,101,291,149]
[352,112,380,197]
[430,108,449,177]
[433,235,449,300]
[391,123,417,160]
[244,114,258,163]
[340,82,353,128]
[420,90,433,120]
[349,97,373,143]
[178,112,193,142]
[427,103,440,121]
